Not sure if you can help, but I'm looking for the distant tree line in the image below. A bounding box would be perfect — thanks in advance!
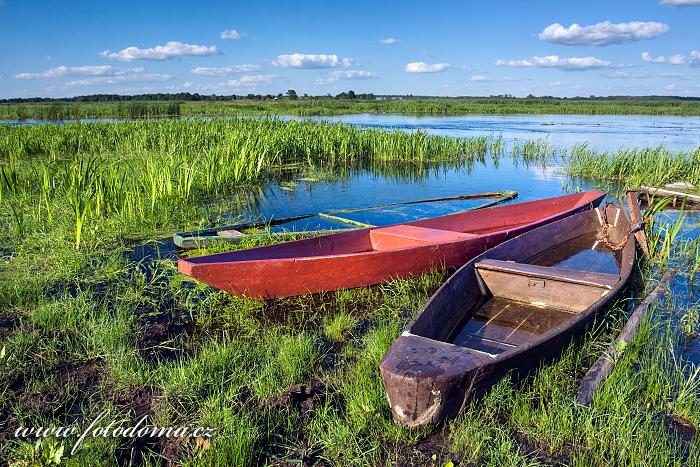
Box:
[3,92,700,105]
[0,90,379,104]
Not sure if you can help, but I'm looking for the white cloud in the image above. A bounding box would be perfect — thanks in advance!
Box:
[14,66,171,86]
[604,71,629,78]
[665,83,678,91]
[661,0,700,6]
[470,75,489,81]
[496,55,613,70]
[220,29,245,40]
[539,21,668,46]
[404,62,450,73]
[550,81,562,86]
[191,64,261,76]
[380,38,399,45]
[692,51,700,66]
[66,73,172,86]
[330,70,376,79]
[227,74,275,87]
[642,50,700,66]
[315,70,377,84]
[181,81,230,92]
[100,41,218,61]
[660,72,685,78]
[15,65,145,79]
[272,53,353,68]
[642,51,686,64]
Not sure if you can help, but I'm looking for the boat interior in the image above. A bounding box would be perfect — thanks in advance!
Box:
[409,205,629,358]
[183,191,604,264]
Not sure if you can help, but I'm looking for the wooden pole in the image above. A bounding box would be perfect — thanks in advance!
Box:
[576,268,676,406]
[626,190,650,256]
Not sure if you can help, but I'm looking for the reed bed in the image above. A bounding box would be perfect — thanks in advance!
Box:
[0,118,507,250]
[566,143,700,187]
[4,97,700,119]
[0,101,181,120]
[183,97,700,117]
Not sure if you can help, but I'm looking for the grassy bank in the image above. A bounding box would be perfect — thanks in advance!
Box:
[1,118,698,465]
[3,96,700,120]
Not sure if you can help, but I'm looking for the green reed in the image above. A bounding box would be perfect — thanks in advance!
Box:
[0,118,516,250]
[567,144,700,187]
[2,116,699,465]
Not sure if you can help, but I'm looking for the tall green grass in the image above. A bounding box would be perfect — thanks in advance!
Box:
[567,143,700,187]
[0,118,508,250]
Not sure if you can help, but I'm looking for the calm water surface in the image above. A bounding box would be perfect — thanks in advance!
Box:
[6,113,700,151]
[309,114,700,152]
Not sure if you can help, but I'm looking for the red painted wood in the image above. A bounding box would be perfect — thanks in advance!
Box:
[370,225,476,250]
[178,191,606,299]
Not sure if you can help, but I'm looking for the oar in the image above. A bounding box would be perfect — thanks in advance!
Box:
[174,190,518,249]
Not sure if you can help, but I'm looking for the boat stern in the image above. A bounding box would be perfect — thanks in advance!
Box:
[379,333,495,427]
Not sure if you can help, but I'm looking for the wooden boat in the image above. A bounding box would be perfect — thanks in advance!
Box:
[173,191,518,249]
[379,202,635,427]
[179,191,605,299]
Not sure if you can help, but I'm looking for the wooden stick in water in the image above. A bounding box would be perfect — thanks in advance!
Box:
[576,268,676,406]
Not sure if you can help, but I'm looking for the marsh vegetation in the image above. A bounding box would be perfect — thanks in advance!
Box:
[0,117,698,465]
[3,95,700,120]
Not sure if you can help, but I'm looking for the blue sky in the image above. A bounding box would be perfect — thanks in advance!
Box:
[1,0,699,98]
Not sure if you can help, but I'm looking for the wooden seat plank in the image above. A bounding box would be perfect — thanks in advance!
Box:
[475,258,619,289]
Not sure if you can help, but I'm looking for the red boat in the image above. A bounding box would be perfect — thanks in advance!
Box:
[178,191,606,299]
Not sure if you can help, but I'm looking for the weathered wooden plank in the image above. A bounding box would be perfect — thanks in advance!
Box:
[640,186,700,204]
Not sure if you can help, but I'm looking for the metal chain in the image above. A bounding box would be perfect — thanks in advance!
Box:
[597,222,629,251]
[596,205,647,252]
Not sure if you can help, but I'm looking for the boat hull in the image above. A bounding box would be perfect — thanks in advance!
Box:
[179,191,606,299]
